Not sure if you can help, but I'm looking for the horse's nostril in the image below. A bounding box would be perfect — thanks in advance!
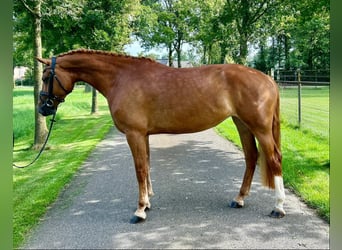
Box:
[46,99,54,107]
[38,105,56,116]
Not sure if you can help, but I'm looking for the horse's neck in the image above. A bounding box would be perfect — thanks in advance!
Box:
[61,54,122,97]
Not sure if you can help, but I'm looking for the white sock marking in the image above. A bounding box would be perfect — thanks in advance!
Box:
[274,176,286,214]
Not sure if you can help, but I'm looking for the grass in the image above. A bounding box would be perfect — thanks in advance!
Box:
[278,86,329,138]
[216,87,329,222]
[13,86,113,248]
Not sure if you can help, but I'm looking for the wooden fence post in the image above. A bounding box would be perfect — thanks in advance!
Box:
[297,69,302,127]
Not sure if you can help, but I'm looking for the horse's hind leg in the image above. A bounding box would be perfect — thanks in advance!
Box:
[126,131,151,223]
[255,131,285,218]
[230,117,258,208]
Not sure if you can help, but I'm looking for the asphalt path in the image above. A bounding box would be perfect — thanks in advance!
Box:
[22,127,329,249]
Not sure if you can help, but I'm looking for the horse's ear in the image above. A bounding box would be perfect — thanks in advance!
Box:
[36,57,51,65]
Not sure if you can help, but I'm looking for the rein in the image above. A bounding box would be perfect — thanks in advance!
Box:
[14,57,63,169]
[13,113,57,169]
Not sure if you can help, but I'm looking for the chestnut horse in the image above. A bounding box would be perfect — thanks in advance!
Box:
[37,49,285,223]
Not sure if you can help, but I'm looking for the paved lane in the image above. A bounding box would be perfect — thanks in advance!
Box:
[22,127,329,249]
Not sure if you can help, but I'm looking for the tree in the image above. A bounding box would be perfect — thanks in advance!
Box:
[15,0,48,149]
[191,0,225,64]
[289,0,330,70]
[251,0,329,71]
[14,0,141,120]
[136,0,197,67]
[218,0,284,65]
[37,0,140,113]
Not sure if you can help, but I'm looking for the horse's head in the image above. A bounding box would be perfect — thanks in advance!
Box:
[37,57,73,116]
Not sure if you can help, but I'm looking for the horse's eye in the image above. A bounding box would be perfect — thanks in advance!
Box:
[42,77,49,83]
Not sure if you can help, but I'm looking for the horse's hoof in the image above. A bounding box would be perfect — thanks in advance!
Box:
[229,200,243,208]
[130,215,145,224]
[269,210,285,218]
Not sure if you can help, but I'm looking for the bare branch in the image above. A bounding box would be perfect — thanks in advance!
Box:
[20,0,35,15]
[20,0,41,18]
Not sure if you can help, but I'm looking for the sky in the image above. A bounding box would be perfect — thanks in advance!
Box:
[124,39,257,63]
[124,39,166,57]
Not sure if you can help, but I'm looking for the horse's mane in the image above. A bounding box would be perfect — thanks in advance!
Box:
[57,48,157,64]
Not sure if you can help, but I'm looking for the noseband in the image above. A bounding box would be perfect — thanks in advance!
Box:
[39,57,70,114]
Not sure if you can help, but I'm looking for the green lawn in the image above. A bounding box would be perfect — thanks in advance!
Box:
[13,86,113,248]
[278,86,329,138]
[216,87,329,222]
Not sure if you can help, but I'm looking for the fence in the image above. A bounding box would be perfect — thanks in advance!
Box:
[274,69,330,138]
[274,69,330,86]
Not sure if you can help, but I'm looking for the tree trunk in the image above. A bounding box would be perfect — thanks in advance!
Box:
[202,45,207,65]
[168,44,174,67]
[307,37,314,70]
[177,51,181,68]
[32,0,48,150]
[219,43,227,64]
[238,33,248,65]
[175,32,182,68]
[84,83,92,92]
[207,43,212,64]
[277,35,282,68]
[91,87,98,114]
[284,35,290,70]
[176,47,181,68]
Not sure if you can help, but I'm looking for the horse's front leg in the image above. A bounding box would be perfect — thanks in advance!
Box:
[145,135,154,197]
[126,131,151,223]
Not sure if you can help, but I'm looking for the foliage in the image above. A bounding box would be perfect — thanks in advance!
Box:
[251,0,329,71]
[134,0,329,70]
[217,0,285,65]
[13,0,141,65]
[13,0,141,145]
[14,0,329,71]
[135,0,200,67]
[191,0,225,64]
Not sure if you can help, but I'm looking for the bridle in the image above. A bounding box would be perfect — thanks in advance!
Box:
[13,57,69,168]
[39,57,71,113]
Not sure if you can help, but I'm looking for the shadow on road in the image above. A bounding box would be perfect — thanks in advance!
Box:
[22,129,329,249]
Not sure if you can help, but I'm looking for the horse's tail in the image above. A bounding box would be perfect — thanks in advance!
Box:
[259,92,282,189]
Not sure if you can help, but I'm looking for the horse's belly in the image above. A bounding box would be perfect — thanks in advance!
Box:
[148,104,232,134]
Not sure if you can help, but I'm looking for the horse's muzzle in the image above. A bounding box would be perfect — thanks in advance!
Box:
[38,102,56,116]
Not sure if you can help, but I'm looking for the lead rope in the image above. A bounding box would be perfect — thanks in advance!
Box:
[13,113,57,169]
